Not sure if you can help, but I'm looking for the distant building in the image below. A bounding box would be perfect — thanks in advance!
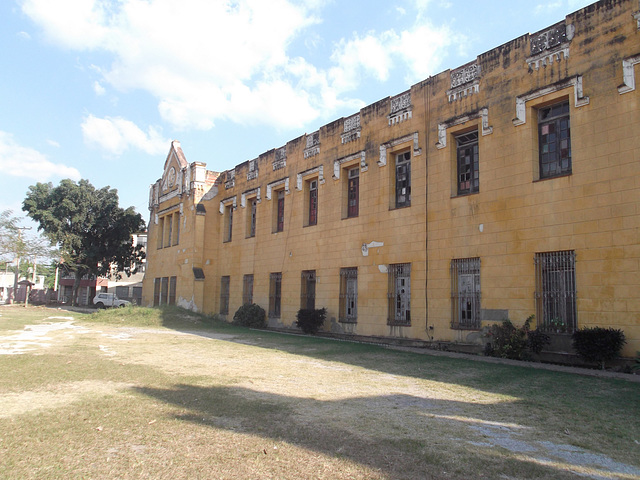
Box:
[143,0,640,357]
[58,232,147,305]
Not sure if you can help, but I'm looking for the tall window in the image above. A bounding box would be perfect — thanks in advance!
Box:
[169,276,177,306]
[388,263,410,325]
[224,205,233,242]
[220,276,230,315]
[339,267,357,323]
[161,277,169,306]
[301,270,316,310]
[456,130,479,195]
[347,168,359,218]
[243,274,254,305]
[153,278,161,306]
[247,198,257,238]
[269,272,282,318]
[157,217,165,249]
[173,213,180,245]
[451,258,481,329]
[308,179,318,226]
[395,151,411,208]
[535,251,576,333]
[166,215,173,248]
[538,101,571,179]
[275,190,285,232]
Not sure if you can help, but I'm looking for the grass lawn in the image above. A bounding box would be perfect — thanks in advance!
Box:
[1,305,639,479]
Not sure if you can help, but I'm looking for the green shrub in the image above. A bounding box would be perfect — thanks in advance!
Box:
[484,316,549,361]
[572,327,626,370]
[232,303,267,328]
[295,308,327,335]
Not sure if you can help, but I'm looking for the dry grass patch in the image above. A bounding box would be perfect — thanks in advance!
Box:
[0,305,639,479]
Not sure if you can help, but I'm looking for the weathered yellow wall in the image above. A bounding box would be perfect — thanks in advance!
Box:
[145,0,640,356]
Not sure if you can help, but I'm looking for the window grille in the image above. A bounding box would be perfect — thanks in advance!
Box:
[220,276,230,315]
[388,263,411,325]
[301,270,316,310]
[269,272,282,318]
[243,274,254,305]
[339,267,358,323]
[450,258,481,329]
[535,251,576,333]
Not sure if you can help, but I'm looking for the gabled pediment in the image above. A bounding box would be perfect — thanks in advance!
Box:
[161,140,188,194]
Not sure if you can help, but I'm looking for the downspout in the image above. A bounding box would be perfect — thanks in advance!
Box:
[423,77,432,340]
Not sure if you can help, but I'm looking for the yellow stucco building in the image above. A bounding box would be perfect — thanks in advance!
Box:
[143,0,640,357]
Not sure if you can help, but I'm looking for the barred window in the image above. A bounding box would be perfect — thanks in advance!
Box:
[535,251,576,333]
[220,276,230,315]
[269,272,282,318]
[301,270,316,310]
[339,267,358,323]
[388,263,411,325]
[451,258,481,330]
[243,274,254,305]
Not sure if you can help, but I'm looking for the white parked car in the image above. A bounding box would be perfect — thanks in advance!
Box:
[93,292,131,308]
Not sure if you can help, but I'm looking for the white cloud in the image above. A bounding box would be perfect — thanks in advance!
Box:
[81,115,170,156]
[46,139,60,148]
[329,22,458,91]
[93,81,106,96]
[21,0,461,131]
[0,131,81,182]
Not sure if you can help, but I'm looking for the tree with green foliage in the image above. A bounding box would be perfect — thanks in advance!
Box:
[0,209,56,301]
[23,179,146,306]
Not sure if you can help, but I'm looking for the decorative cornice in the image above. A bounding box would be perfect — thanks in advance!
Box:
[247,159,258,181]
[266,177,290,200]
[527,22,574,71]
[388,91,412,126]
[379,132,421,167]
[341,114,361,144]
[296,166,325,190]
[436,108,493,149]
[273,147,286,171]
[224,169,235,189]
[218,196,236,214]
[304,131,320,158]
[513,75,589,126]
[618,54,640,94]
[240,187,261,208]
[333,151,367,180]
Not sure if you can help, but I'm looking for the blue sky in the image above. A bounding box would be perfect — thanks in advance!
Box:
[0,0,595,228]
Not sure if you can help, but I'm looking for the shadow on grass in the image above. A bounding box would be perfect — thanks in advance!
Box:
[133,382,640,480]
